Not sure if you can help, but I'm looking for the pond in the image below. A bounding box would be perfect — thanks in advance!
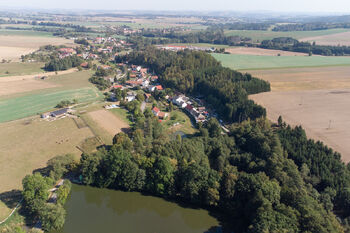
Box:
[53,184,225,233]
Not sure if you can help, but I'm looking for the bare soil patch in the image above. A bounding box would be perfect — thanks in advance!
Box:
[301,31,350,46]
[88,109,129,136]
[250,89,350,162]
[226,47,308,56]
[248,66,350,91]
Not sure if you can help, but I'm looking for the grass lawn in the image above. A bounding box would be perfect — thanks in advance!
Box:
[224,28,350,42]
[212,53,350,70]
[164,110,197,135]
[0,62,44,77]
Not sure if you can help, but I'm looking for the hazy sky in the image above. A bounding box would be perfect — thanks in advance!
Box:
[1,0,350,13]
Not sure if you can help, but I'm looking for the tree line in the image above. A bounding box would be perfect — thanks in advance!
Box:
[44,55,84,71]
[273,23,350,31]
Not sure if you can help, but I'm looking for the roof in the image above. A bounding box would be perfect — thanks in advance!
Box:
[152,107,160,113]
[185,105,193,111]
[113,85,123,89]
[51,108,68,116]
[158,112,166,118]
[155,85,163,90]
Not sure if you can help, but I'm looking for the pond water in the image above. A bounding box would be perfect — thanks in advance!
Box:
[53,184,224,233]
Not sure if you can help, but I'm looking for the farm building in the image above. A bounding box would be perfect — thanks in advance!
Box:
[50,108,69,117]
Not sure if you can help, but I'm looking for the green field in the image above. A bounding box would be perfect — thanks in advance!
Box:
[0,29,54,37]
[0,87,101,123]
[212,53,350,70]
[224,28,350,42]
[0,62,44,77]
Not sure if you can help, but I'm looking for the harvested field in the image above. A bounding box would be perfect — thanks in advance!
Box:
[88,109,129,136]
[0,35,73,61]
[0,62,44,77]
[0,68,77,97]
[226,47,308,56]
[301,31,350,46]
[250,89,350,162]
[248,66,350,91]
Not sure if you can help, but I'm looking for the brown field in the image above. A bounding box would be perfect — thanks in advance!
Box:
[88,109,129,136]
[301,31,350,46]
[0,68,77,97]
[250,90,350,162]
[226,47,308,56]
[248,66,350,91]
[249,65,350,162]
[0,35,73,61]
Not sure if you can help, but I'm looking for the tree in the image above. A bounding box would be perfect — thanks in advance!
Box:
[39,203,66,232]
[22,173,50,214]
[56,180,72,205]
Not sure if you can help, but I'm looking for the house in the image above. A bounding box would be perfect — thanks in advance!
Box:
[126,80,143,87]
[148,85,163,92]
[142,80,150,87]
[151,76,159,81]
[152,107,160,116]
[113,85,123,89]
[126,95,136,102]
[80,62,89,68]
[140,68,148,73]
[155,85,163,91]
[57,48,75,54]
[41,113,50,119]
[158,112,168,120]
[50,108,69,117]
[98,65,111,70]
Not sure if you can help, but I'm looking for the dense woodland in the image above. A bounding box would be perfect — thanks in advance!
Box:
[116,47,270,122]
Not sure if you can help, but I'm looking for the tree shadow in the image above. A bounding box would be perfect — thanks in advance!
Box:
[0,189,22,209]
[32,166,51,177]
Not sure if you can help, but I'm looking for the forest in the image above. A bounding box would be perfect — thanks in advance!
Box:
[116,47,270,123]
[78,107,349,232]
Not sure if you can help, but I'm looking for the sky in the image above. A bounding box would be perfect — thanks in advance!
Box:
[1,0,350,13]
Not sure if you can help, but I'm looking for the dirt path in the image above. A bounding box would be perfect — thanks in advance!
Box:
[88,109,129,136]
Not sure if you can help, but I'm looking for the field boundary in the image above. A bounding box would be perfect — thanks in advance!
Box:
[0,199,22,226]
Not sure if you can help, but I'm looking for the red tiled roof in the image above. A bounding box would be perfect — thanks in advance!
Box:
[113,85,123,89]
[152,107,160,113]
[155,85,163,90]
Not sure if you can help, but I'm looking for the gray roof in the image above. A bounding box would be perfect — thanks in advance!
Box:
[51,108,69,117]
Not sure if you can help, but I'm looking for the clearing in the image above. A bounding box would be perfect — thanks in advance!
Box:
[300,31,350,46]
[213,53,350,70]
[88,109,129,136]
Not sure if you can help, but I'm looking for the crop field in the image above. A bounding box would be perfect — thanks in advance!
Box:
[0,31,73,61]
[248,65,350,162]
[212,53,350,70]
[225,47,308,56]
[247,66,350,91]
[224,28,350,42]
[0,87,101,123]
[0,117,94,217]
[301,31,350,46]
[0,62,44,77]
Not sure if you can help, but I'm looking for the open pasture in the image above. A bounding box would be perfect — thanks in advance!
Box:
[224,28,350,42]
[0,62,44,77]
[0,117,94,217]
[213,53,350,70]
